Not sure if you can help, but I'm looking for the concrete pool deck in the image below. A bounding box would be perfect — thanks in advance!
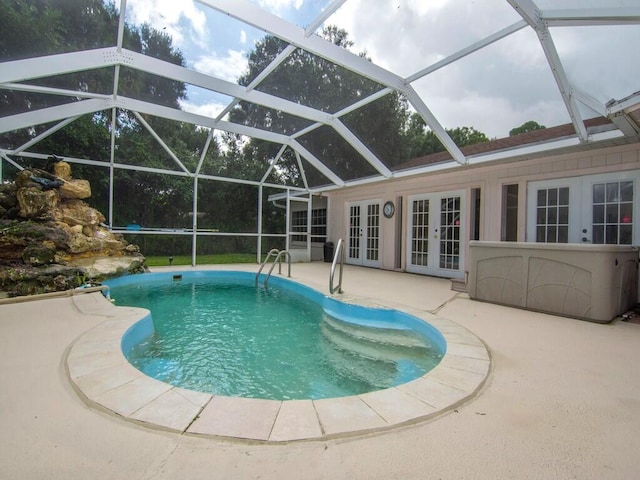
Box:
[2,262,640,479]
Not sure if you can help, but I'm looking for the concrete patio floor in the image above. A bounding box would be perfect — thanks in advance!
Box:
[1,262,639,479]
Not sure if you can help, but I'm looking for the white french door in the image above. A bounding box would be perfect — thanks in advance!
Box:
[527,171,639,245]
[406,191,466,278]
[346,201,381,267]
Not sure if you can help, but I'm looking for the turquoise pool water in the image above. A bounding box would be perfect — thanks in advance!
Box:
[107,271,445,400]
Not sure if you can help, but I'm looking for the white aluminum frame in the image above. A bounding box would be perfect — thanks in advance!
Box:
[1,0,639,262]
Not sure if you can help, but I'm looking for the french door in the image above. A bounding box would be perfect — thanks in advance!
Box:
[527,171,638,245]
[346,201,381,267]
[406,191,466,278]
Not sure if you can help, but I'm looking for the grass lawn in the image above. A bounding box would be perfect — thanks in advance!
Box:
[144,253,256,267]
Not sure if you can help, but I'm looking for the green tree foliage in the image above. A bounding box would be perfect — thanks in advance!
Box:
[509,120,546,136]
[0,0,226,253]
[228,26,410,185]
[404,112,489,159]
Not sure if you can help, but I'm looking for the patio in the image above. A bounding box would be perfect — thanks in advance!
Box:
[1,263,639,479]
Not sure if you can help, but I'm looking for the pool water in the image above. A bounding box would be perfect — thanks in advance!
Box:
[108,272,444,400]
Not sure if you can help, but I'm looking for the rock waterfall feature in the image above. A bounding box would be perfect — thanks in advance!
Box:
[0,159,146,296]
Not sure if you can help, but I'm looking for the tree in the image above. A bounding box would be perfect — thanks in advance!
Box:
[509,120,546,136]
[228,26,410,185]
[403,112,489,159]
[0,0,214,255]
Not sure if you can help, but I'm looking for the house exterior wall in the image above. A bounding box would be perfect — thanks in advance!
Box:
[325,142,640,276]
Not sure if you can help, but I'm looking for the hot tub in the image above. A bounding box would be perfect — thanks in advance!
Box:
[468,241,638,323]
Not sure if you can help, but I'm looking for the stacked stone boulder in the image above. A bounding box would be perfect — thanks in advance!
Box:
[0,158,146,296]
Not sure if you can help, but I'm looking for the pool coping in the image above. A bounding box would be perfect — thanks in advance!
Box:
[65,276,491,443]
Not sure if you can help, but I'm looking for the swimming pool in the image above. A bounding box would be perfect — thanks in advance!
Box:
[107,271,446,401]
[67,266,490,441]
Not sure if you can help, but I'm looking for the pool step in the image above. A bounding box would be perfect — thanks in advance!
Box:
[320,326,424,389]
[322,312,427,349]
[320,316,434,387]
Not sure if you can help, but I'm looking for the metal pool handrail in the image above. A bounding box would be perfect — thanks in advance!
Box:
[264,250,291,288]
[256,249,291,288]
[329,238,344,294]
[256,248,280,287]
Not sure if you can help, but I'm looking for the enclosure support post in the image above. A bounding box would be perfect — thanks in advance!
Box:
[108,106,116,228]
[257,184,263,264]
[285,189,291,252]
[307,193,312,261]
[192,128,214,267]
[192,175,199,267]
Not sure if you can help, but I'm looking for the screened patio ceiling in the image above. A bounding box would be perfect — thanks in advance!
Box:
[1,0,639,194]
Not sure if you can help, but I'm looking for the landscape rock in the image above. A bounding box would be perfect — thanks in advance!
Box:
[68,256,146,280]
[17,188,58,219]
[53,161,72,181]
[59,179,91,199]
[55,199,105,227]
[0,158,146,296]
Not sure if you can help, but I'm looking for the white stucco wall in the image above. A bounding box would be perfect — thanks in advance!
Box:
[325,142,640,276]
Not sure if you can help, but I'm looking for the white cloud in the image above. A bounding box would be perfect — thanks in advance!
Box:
[178,99,228,120]
[258,0,304,14]
[126,0,640,140]
[192,50,248,83]
[126,0,208,47]
[328,0,640,138]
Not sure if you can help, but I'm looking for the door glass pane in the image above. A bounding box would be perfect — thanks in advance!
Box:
[349,205,360,258]
[606,225,618,244]
[620,181,633,201]
[620,225,632,244]
[559,206,569,224]
[593,225,604,244]
[593,183,605,203]
[592,204,604,223]
[592,181,633,245]
[558,226,568,243]
[535,187,569,243]
[559,187,569,204]
[439,196,461,270]
[537,189,546,205]
[366,203,380,261]
[410,199,429,266]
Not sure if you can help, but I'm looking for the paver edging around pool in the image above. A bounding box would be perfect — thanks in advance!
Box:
[65,291,491,442]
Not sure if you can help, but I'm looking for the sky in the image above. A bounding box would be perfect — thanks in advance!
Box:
[123,0,640,139]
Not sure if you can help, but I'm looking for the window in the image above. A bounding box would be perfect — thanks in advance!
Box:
[471,188,481,241]
[291,210,306,242]
[592,181,633,245]
[501,184,518,241]
[535,187,569,243]
[310,208,327,243]
[291,208,327,243]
